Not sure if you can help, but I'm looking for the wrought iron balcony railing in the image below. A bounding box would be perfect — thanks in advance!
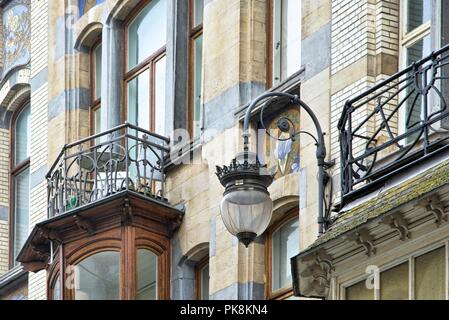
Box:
[339,44,449,204]
[47,123,170,217]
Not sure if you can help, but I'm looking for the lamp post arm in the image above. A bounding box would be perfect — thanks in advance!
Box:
[242,92,328,235]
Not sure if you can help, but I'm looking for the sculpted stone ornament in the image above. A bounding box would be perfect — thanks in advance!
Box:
[345,228,376,257]
[418,194,448,226]
[380,212,410,241]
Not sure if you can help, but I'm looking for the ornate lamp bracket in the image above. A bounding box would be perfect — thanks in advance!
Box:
[242,92,334,234]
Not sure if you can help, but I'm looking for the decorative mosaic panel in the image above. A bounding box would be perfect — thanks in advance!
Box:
[79,0,105,16]
[2,0,31,78]
[258,105,301,180]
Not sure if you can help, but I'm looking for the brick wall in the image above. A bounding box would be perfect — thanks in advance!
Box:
[0,128,9,274]
[329,0,399,203]
[27,0,49,301]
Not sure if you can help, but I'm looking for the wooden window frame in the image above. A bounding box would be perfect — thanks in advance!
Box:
[48,265,61,301]
[188,0,204,139]
[47,224,171,300]
[90,39,102,137]
[9,101,31,269]
[265,208,299,300]
[123,0,167,133]
[195,255,209,300]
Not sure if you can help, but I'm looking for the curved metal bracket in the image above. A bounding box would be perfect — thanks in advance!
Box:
[242,92,329,234]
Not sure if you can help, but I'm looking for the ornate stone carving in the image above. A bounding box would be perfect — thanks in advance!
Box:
[380,212,410,241]
[2,0,31,78]
[418,194,448,226]
[346,228,376,256]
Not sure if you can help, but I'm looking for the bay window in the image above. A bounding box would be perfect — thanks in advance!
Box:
[137,248,158,300]
[75,251,120,300]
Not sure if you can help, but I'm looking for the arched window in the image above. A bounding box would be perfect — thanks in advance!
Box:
[51,275,61,300]
[195,256,209,300]
[136,248,159,300]
[125,0,167,135]
[266,210,299,299]
[74,251,120,300]
[11,103,31,266]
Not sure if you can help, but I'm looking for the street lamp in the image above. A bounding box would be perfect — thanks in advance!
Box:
[216,92,330,247]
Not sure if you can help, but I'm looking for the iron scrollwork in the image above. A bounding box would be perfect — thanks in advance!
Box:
[245,92,334,233]
[339,44,449,204]
[47,123,170,217]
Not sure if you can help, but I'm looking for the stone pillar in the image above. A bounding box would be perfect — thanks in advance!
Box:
[166,0,189,138]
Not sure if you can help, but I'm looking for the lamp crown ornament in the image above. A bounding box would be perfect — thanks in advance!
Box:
[216,150,274,247]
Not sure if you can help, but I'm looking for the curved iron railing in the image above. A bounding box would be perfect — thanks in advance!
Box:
[47,123,170,217]
[339,44,449,203]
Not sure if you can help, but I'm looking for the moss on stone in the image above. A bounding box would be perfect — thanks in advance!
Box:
[306,159,449,251]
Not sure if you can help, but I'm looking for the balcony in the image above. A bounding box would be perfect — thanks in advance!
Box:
[47,123,170,217]
[339,44,449,205]
[18,123,184,272]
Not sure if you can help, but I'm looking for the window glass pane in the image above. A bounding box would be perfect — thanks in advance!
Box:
[127,70,150,130]
[380,262,409,300]
[200,264,209,300]
[155,56,166,135]
[94,44,102,100]
[407,0,431,33]
[193,34,203,138]
[94,107,101,135]
[53,277,60,300]
[13,167,29,262]
[281,0,301,79]
[193,0,204,27]
[14,105,30,165]
[272,218,299,291]
[415,247,445,300]
[405,35,431,141]
[273,0,301,83]
[93,106,102,145]
[137,249,158,300]
[75,251,120,300]
[346,279,374,300]
[128,0,167,70]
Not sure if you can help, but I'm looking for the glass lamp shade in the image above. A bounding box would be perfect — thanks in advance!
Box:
[220,188,273,247]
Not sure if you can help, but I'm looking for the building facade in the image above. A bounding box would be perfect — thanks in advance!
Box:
[0,0,446,301]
